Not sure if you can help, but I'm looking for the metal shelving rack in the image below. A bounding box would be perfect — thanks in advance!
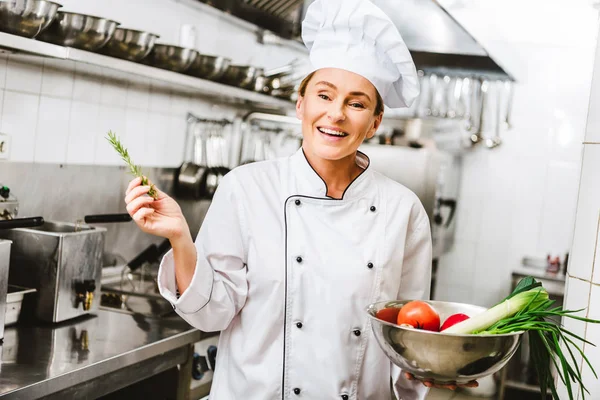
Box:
[0,31,295,111]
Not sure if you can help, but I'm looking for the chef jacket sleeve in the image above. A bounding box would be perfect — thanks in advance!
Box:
[157,172,248,332]
[392,211,432,400]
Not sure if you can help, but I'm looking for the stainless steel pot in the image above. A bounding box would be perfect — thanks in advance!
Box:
[0,0,61,38]
[37,11,120,51]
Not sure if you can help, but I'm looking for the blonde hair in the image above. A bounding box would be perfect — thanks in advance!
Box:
[298,71,384,116]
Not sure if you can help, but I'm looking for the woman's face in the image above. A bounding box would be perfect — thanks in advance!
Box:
[296,68,383,162]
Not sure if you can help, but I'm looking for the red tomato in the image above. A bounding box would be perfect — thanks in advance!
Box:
[375,307,401,324]
[396,301,440,332]
[440,313,470,331]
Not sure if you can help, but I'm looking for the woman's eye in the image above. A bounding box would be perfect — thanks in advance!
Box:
[318,94,330,100]
[349,103,365,109]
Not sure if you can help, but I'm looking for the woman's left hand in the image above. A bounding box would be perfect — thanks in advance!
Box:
[404,372,478,391]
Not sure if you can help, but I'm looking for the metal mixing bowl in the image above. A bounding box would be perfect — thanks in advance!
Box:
[219,65,263,90]
[0,0,62,38]
[100,27,159,62]
[366,300,523,384]
[147,44,198,73]
[187,54,231,80]
[37,11,119,51]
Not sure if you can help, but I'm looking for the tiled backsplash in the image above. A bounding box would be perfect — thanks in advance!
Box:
[0,0,305,167]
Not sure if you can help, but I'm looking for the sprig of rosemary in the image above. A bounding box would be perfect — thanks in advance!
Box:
[106,131,158,199]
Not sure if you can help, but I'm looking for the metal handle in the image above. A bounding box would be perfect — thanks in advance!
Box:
[0,216,44,230]
[84,214,132,224]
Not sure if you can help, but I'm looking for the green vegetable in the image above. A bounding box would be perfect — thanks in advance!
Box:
[106,131,157,199]
[445,276,600,400]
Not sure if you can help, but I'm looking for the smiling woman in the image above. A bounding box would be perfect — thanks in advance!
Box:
[123,0,444,399]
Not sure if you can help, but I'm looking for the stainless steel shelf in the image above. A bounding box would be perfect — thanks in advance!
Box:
[0,32,294,111]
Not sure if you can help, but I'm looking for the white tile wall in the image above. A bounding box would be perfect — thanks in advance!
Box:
[0,54,8,89]
[0,0,306,167]
[66,101,99,165]
[6,55,43,94]
[569,145,600,281]
[581,284,600,399]
[585,34,600,143]
[34,96,71,163]
[2,91,39,162]
[41,59,75,99]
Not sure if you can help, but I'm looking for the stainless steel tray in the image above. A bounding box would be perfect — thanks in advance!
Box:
[6,285,36,325]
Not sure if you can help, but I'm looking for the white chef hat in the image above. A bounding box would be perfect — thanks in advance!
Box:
[302,0,420,109]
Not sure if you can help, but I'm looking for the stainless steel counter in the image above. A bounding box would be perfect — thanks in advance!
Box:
[0,308,204,399]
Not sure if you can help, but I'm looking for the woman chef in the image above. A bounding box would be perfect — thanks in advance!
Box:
[125,0,476,398]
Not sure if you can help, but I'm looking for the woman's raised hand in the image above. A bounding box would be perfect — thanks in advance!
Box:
[124,177,189,241]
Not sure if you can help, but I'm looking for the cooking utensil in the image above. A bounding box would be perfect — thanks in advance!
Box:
[220,65,263,90]
[100,27,159,62]
[5,284,36,325]
[84,213,132,224]
[187,54,231,80]
[174,119,209,199]
[502,81,514,130]
[0,0,61,38]
[0,219,105,323]
[204,123,230,199]
[37,11,119,51]
[0,216,44,337]
[147,44,198,73]
[367,300,523,384]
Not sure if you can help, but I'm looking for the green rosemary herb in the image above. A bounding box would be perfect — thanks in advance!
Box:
[106,131,157,199]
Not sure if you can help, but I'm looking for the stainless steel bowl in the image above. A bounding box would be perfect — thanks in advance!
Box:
[148,44,198,73]
[37,11,119,51]
[0,0,61,38]
[187,54,231,80]
[100,27,159,62]
[366,300,523,384]
[219,65,263,90]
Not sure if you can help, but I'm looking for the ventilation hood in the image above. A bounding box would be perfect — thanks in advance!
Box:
[300,0,515,81]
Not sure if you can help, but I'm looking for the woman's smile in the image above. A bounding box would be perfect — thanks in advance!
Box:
[317,126,350,141]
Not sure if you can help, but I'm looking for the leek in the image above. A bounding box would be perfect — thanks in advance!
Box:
[443,287,549,334]
[444,276,600,400]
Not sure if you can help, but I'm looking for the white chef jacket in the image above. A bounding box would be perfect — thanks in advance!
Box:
[158,149,432,400]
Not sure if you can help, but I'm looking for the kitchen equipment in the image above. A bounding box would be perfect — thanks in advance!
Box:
[37,11,119,51]
[147,44,198,73]
[5,285,36,325]
[100,27,159,62]
[0,216,44,340]
[0,184,19,220]
[0,0,61,38]
[204,123,231,199]
[219,65,263,90]
[175,115,233,199]
[366,299,523,384]
[0,218,106,323]
[187,54,231,81]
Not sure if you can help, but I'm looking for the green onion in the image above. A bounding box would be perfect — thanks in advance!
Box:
[444,276,600,400]
[443,287,549,334]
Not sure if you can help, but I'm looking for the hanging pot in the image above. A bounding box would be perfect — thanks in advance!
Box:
[174,120,209,199]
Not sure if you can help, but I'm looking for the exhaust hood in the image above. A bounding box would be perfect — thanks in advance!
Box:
[367,0,514,80]
[293,0,514,80]
[198,0,514,80]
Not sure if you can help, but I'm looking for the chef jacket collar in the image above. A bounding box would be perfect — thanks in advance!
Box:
[291,148,372,200]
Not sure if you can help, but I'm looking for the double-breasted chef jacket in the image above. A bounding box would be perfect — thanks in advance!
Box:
[158,148,432,400]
